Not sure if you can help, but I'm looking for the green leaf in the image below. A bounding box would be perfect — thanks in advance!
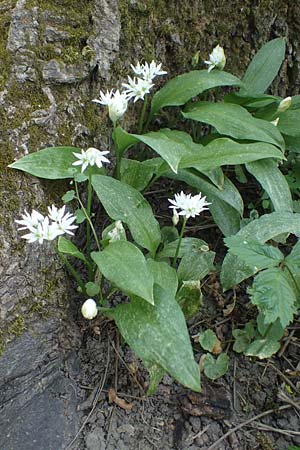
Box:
[203,353,229,380]
[120,158,155,191]
[224,237,284,271]
[113,126,138,156]
[91,241,154,305]
[146,363,165,396]
[241,38,286,94]
[180,138,284,171]
[233,322,256,353]
[244,339,281,359]
[221,212,300,290]
[256,314,284,341]
[75,208,86,224]
[62,190,76,203]
[248,267,297,328]
[199,330,218,352]
[85,281,100,297]
[57,236,86,262]
[110,285,201,392]
[8,146,81,179]
[246,159,293,212]
[183,102,285,150]
[92,175,161,255]
[147,259,178,298]
[177,280,203,320]
[285,239,300,267]
[158,237,208,259]
[177,248,215,283]
[150,70,242,117]
[278,109,300,137]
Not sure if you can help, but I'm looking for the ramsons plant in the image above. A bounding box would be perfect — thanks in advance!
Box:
[9,38,300,392]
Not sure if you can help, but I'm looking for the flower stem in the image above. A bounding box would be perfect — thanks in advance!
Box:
[112,124,121,180]
[138,95,148,134]
[53,245,86,293]
[74,180,101,252]
[86,171,93,279]
[172,217,187,268]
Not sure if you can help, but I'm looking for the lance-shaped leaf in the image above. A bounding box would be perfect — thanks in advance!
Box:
[110,285,201,392]
[221,212,300,290]
[58,236,86,262]
[150,70,242,117]
[248,268,297,328]
[92,175,161,255]
[278,109,300,137]
[178,248,215,283]
[183,102,285,150]
[246,159,293,212]
[241,38,286,95]
[158,237,209,259]
[147,259,178,298]
[91,241,154,305]
[8,146,81,179]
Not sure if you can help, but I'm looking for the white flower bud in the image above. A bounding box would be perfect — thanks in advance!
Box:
[204,45,226,73]
[270,117,279,126]
[108,90,128,124]
[277,96,292,113]
[81,298,98,320]
[172,208,179,226]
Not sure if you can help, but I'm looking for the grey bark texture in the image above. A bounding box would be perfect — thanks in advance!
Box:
[0,1,299,449]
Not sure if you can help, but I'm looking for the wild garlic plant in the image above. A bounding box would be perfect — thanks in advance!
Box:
[10,38,300,390]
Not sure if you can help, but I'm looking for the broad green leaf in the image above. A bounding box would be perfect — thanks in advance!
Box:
[203,353,229,380]
[224,237,284,271]
[257,314,284,341]
[75,208,86,224]
[57,236,86,262]
[248,268,297,328]
[132,129,193,174]
[110,285,201,392]
[241,38,286,94]
[113,126,138,156]
[147,259,178,298]
[278,109,300,137]
[285,239,300,267]
[158,237,208,259]
[120,159,155,191]
[177,280,203,320]
[199,330,218,352]
[92,175,161,255]
[91,241,154,305]
[180,138,284,171]
[225,92,279,108]
[284,135,300,153]
[168,170,243,236]
[206,167,224,189]
[246,159,293,212]
[244,339,281,359]
[9,146,81,179]
[85,281,100,297]
[221,212,300,290]
[183,102,285,150]
[150,70,242,117]
[178,248,215,283]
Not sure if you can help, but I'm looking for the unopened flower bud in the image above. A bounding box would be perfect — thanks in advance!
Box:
[271,117,279,126]
[204,45,226,73]
[277,96,292,114]
[81,298,98,320]
[172,208,179,226]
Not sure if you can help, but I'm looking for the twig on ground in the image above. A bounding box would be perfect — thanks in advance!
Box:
[277,390,300,412]
[249,421,300,437]
[205,404,291,450]
[63,339,111,450]
[278,329,296,357]
[191,425,210,441]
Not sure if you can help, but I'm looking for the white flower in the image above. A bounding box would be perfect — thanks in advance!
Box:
[107,220,125,242]
[277,96,292,113]
[15,209,44,231]
[93,89,128,124]
[48,205,78,236]
[204,45,226,73]
[122,76,154,102]
[72,147,110,173]
[21,216,61,244]
[168,191,211,219]
[81,298,98,320]
[130,60,167,82]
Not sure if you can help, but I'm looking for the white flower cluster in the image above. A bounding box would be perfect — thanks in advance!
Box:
[16,205,78,244]
[72,147,110,173]
[92,60,167,122]
[168,191,211,219]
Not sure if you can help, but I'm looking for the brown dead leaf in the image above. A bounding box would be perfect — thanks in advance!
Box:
[108,388,133,411]
[211,339,222,355]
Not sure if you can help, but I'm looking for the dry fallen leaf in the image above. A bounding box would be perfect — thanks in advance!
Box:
[108,388,133,411]
[211,339,222,355]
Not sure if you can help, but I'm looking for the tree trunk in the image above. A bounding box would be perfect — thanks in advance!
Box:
[0,1,299,449]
